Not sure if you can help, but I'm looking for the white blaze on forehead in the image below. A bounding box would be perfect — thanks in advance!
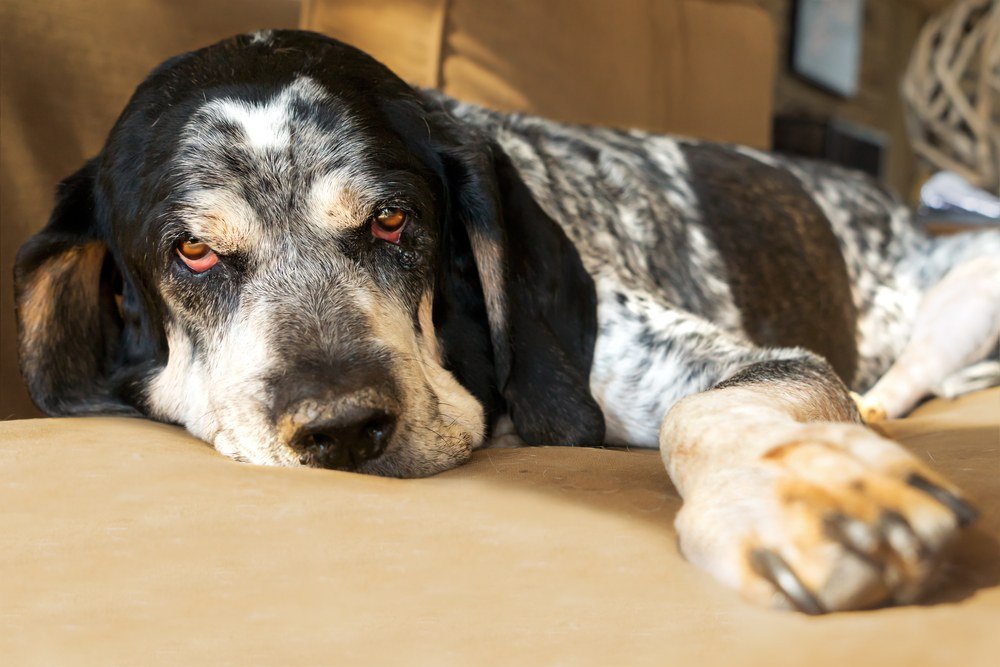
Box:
[248,29,273,45]
[183,75,378,236]
[193,76,330,153]
[221,100,291,150]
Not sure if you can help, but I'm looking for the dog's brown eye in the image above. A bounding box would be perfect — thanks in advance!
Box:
[371,207,408,243]
[375,208,407,231]
[176,237,218,273]
[177,237,210,259]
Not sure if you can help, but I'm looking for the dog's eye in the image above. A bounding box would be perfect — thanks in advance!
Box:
[371,207,408,243]
[176,237,219,273]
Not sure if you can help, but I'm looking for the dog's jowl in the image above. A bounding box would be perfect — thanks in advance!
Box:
[15,30,1000,613]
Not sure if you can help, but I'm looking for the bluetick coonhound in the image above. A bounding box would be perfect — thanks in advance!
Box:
[15,31,1000,613]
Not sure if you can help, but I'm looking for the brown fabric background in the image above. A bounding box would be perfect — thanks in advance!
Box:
[1,390,998,664]
[302,0,776,146]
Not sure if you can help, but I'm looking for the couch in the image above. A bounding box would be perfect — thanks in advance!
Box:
[2,1,998,664]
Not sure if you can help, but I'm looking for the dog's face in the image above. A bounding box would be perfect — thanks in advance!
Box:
[15,31,605,476]
[132,69,485,474]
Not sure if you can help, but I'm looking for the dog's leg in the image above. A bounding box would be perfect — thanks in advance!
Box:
[660,354,976,613]
[933,360,1000,399]
[860,254,1000,421]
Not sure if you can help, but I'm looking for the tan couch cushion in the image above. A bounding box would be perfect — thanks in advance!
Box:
[2,389,997,665]
[301,0,776,148]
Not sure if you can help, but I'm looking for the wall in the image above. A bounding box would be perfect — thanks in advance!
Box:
[755,0,943,199]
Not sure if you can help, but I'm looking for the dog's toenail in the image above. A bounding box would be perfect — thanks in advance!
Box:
[749,548,827,615]
[907,474,979,526]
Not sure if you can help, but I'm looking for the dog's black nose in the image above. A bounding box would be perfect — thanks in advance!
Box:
[292,405,396,470]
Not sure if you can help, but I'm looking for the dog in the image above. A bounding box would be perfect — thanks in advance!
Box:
[15,30,1000,614]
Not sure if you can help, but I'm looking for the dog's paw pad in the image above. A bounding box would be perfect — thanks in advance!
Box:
[676,426,976,613]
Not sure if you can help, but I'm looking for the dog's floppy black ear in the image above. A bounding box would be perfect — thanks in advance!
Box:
[427,110,605,446]
[14,160,142,416]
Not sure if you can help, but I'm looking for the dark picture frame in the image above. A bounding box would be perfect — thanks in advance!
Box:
[790,0,865,97]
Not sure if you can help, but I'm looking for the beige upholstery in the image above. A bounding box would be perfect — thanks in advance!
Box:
[1,390,998,664]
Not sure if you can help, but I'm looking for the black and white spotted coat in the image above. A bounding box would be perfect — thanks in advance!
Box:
[431,94,1000,445]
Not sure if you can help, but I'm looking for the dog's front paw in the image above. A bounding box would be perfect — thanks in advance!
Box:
[675,423,978,613]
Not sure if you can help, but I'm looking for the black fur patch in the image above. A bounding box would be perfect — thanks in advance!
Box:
[14,161,153,415]
[490,148,605,446]
[426,118,605,447]
[681,144,859,384]
[717,356,840,390]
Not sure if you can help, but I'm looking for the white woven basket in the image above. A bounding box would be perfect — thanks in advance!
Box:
[902,0,1000,195]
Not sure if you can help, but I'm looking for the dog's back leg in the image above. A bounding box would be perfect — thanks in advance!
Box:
[859,232,1000,421]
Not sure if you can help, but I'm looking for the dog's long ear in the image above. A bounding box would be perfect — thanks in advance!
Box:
[425,108,605,446]
[14,160,143,416]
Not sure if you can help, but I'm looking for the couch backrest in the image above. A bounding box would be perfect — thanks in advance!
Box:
[301,0,777,148]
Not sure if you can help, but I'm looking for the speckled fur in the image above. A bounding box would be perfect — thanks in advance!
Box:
[430,93,999,446]
[424,95,995,611]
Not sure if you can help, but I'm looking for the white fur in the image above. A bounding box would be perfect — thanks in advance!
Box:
[195,78,328,152]
[661,386,963,610]
[864,255,1000,418]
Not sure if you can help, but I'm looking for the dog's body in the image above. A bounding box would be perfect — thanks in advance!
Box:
[15,31,1000,614]
[437,92,998,440]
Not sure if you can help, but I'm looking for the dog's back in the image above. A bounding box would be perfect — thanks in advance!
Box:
[435,93,999,405]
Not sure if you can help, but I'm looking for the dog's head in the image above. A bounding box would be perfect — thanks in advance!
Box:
[15,30,604,476]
